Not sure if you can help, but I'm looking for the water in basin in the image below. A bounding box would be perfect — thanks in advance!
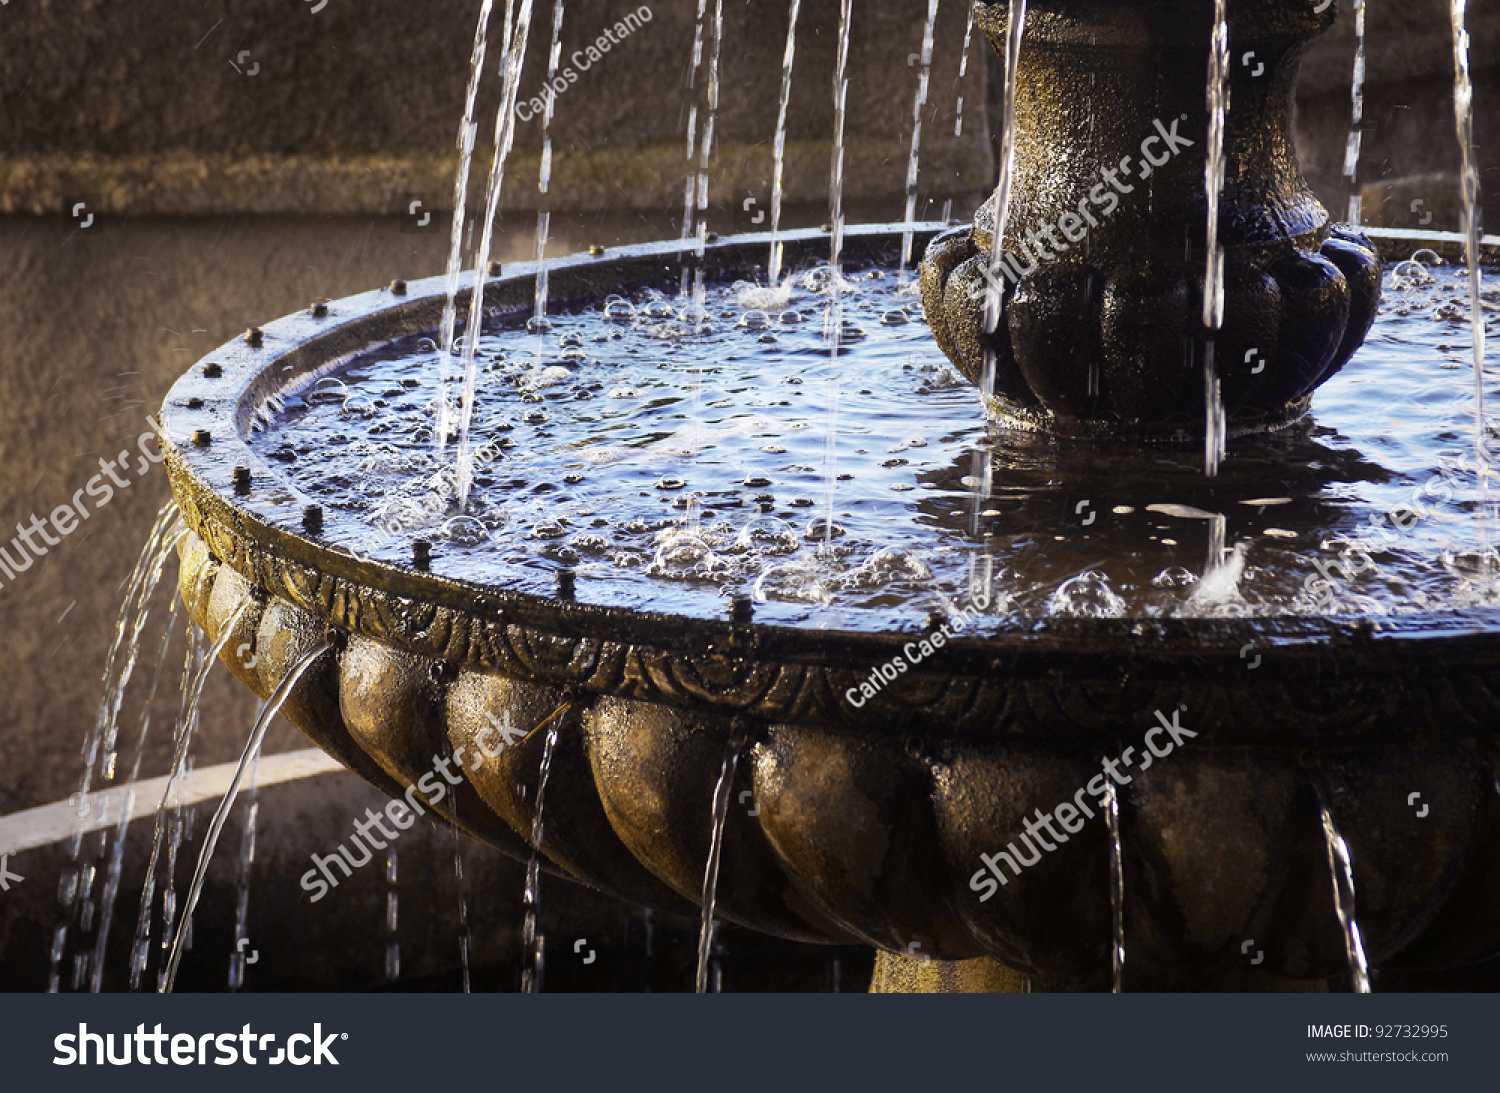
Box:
[247,258,1498,628]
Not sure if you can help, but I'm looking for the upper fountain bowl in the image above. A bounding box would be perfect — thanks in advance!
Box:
[922,0,1382,440]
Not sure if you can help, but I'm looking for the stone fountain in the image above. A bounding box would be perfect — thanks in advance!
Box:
[158,0,1500,993]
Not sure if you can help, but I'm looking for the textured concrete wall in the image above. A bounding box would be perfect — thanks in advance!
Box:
[1296,0,1500,230]
[0,0,993,216]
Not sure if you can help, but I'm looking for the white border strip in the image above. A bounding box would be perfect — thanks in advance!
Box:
[0,749,344,857]
[1361,225,1500,249]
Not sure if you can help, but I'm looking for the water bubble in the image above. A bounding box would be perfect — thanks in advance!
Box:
[441,516,489,546]
[753,560,833,605]
[656,476,687,491]
[1047,571,1127,618]
[559,332,585,349]
[881,309,910,326]
[735,517,800,556]
[840,547,932,589]
[738,310,773,330]
[1150,567,1199,590]
[603,296,635,323]
[570,534,611,554]
[524,366,572,390]
[649,533,726,579]
[526,317,555,334]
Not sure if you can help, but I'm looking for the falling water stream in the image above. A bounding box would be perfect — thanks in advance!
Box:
[130,600,248,989]
[1450,0,1492,579]
[53,506,183,992]
[520,713,564,993]
[385,849,401,983]
[965,0,1027,532]
[531,0,566,346]
[456,0,537,510]
[228,715,262,992]
[696,739,746,994]
[453,826,473,994]
[767,0,803,286]
[438,0,502,449]
[681,0,710,258]
[1344,0,1367,225]
[900,0,942,278]
[1103,776,1125,993]
[820,0,855,552]
[1202,0,1231,477]
[953,3,977,138]
[163,643,329,991]
[1316,790,1372,993]
[89,594,183,993]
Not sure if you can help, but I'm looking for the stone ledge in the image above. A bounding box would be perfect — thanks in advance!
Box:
[1,139,994,218]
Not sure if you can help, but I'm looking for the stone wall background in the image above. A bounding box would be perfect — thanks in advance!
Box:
[0,0,993,217]
[0,0,1493,226]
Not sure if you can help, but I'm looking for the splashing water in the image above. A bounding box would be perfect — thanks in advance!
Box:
[163,642,328,991]
[767,0,803,285]
[1104,775,1125,993]
[1202,0,1231,477]
[521,704,568,993]
[1316,789,1372,993]
[1344,0,1367,225]
[696,738,746,993]
[900,0,942,279]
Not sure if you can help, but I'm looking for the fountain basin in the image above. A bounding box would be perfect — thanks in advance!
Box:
[162,226,1500,989]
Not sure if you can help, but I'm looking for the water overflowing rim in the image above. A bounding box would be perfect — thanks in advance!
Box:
[160,222,1500,718]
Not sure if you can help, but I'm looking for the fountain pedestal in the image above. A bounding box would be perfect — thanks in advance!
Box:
[920,0,1381,439]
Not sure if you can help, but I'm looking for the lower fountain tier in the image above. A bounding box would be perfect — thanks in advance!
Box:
[174,524,1500,988]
